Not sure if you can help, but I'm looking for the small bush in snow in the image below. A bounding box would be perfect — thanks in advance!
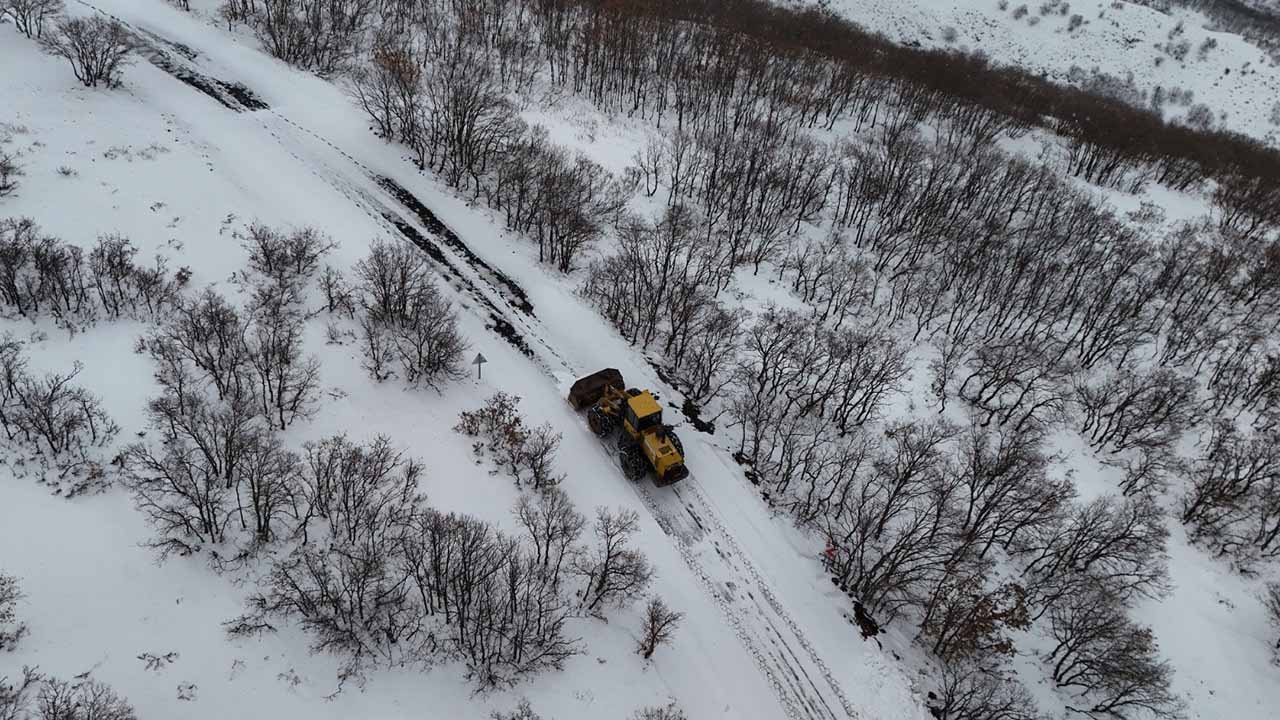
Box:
[0,337,119,493]
[456,393,564,490]
[941,26,958,43]
[1012,4,1028,20]
[240,223,334,302]
[0,151,21,198]
[1068,13,1084,31]
[0,571,28,651]
[0,0,62,39]
[631,704,687,720]
[1197,37,1218,61]
[637,596,684,660]
[491,700,543,720]
[40,16,135,89]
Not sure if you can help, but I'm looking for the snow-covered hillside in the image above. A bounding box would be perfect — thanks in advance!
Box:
[3,1,1280,720]
[822,0,1280,142]
[0,3,924,720]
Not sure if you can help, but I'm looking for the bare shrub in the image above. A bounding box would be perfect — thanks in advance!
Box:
[491,700,544,720]
[637,595,684,660]
[0,151,21,198]
[0,338,118,491]
[241,223,333,295]
[456,393,564,489]
[354,240,466,388]
[0,572,27,651]
[631,703,688,720]
[41,16,134,88]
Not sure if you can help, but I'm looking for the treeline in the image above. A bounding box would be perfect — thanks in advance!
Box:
[0,218,183,330]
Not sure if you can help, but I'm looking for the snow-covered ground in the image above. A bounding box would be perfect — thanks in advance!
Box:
[820,0,1280,142]
[0,3,927,719]
[4,1,1280,720]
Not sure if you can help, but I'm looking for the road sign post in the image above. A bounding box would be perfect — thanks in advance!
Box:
[472,352,487,380]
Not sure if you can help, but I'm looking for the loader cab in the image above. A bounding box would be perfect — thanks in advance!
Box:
[623,390,663,436]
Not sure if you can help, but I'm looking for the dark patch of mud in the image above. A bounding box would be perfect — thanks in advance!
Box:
[374,176,535,317]
[138,43,268,112]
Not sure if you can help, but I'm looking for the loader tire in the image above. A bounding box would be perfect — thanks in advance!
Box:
[587,407,614,437]
[620,443,647,481]
[669,431,684,459]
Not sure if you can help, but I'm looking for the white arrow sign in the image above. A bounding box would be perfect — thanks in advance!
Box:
[472,352,487,379]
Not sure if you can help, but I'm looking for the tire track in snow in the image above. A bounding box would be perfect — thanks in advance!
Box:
[676,481,860,720]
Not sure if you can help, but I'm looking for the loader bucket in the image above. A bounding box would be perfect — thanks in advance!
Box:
[568,368,625,410]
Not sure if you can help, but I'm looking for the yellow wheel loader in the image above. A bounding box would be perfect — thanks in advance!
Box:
[568,368,689,486]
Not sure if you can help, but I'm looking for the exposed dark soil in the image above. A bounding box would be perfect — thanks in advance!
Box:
[381,213,534,358]
[374,176,535,317]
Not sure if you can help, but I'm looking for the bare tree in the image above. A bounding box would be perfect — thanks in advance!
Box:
[1264,582,1280,660]
[0,667,39,720]
[1181,422,1280,560]
[244,297,321,430]
[1047,603,1184,719]
[0,0,62,39]
[37,677,136,720]
[637,595,684,660]
[41,16,135,88]
[577,507,653,613]
[0,572,27,651]
[933,662,1042,720]
[919,557,1029,663]
[514,487,584,586]
[1021,494,1170,605]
